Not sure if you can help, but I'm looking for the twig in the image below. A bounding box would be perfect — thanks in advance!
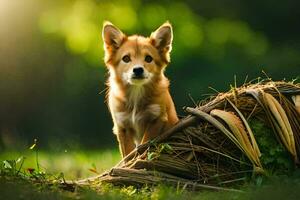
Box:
[115,116,198,167]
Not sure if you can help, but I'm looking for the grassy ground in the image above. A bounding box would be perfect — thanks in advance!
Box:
[1,149,300,200]
[0,149,121,179]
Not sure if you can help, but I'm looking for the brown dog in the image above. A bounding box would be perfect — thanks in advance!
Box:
[102,21,179,157]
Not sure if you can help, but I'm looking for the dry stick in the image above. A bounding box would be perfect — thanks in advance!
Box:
[106,168,243,193]
[218,177,246,185]
[168,142,250,165]
[187,134,203,179]
[115,115,198,167]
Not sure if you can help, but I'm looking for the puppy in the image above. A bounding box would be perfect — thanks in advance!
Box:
[102,21,179,157]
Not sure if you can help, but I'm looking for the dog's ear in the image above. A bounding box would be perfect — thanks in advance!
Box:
[102,21,125,51]
[150,22,173,53]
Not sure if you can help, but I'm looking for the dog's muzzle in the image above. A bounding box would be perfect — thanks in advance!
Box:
[132,67,145,79]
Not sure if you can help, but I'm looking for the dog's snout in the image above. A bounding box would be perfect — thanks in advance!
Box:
[133,67,144,76]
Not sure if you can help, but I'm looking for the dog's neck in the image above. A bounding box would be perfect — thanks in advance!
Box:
[126,85,146,108]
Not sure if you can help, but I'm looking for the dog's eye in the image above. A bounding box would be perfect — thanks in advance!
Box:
[122,55,131,63]
[145,55,153,63]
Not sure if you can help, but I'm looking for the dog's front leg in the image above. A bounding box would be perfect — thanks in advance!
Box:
[141,119,166,144]
[114,126,135,158]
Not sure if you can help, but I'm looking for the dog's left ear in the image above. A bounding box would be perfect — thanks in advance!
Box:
[150,22,173,53]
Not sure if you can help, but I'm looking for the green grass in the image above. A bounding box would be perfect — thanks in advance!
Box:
[1,149,300,200]
[0,149,120,180]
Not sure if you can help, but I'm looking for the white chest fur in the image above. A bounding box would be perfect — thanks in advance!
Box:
[114,103,161,144]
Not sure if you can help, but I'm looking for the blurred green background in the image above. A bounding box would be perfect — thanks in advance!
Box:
[0,0,299,152]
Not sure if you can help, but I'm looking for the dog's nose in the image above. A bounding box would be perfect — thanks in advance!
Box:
[133,67,144,77]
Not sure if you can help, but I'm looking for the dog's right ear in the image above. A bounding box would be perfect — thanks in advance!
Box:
[102,21,125,51]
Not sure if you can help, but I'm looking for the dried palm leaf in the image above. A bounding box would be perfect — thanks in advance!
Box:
[210,109,262,172]
[227,99,261,157]
[185,107,244,152]
[263,92,297,160]
[292,95,300,114]
[281,96,300,159]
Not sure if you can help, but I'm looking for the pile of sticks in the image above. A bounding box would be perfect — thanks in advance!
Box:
[79,80,300,191]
